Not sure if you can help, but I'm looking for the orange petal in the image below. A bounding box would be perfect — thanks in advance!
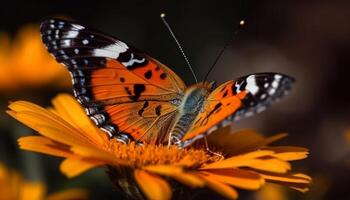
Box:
[202,150,291,173]
[170,172,205,188]
[143,165,183,175]
[51,94,105,145]
[134,169,171,200]
[18,136,72,158]
[263,146,309,161]
[207,128,265,155]
[8,101,93,147]
[46,189,89,200]
[70,145,126,165]
[293,173,312,180]
[198,173,238,199]
[60,158,106,178]
[8,109,89,147]
[202,150,273,169]
[240,150,276,159]
[200,169,264,190]
[251,158,291,173]
[280,182,310,193]
[259,171,311,184]
[260,133,288,146]
[19,182,45,200]
[144,165,205,187]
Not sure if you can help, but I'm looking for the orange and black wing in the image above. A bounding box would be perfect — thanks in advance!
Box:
[40,18,186,144]
[180,73,294,147]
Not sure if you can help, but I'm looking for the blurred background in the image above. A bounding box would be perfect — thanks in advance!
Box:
[0,0,349,199]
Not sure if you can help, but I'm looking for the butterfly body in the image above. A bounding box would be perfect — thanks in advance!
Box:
[40,18,295,148]
[169,83,211,144]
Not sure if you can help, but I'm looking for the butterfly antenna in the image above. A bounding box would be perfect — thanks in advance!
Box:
[160,13,198,83]
[203,20,245,82]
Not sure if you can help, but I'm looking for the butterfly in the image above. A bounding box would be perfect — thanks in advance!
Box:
[40,18,294,148]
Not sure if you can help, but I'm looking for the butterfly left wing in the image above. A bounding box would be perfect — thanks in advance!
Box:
[40,18,186,144]
[180,73,294,147]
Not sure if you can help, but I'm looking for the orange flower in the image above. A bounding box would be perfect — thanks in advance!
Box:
[8,94,311,200]
[0,163,88,200]
[0,25,70,91]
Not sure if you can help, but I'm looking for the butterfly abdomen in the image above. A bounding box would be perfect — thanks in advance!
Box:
[170,85,209,144]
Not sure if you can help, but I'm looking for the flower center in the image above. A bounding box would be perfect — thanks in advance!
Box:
[106,141,221,168]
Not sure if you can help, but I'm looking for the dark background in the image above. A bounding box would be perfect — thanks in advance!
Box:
[1,1,350,199]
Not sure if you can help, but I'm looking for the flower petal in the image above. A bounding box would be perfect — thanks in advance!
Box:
[262,146,309,161]
[262,173,311,193]
[143,165,183,175]
[60,158,106,178]
[8,101,95,147]
[259,171,311,184]
[199,173,238,199]
[202,150,291,173]
[51,94,105,145]
[207,128,265,155]
[70,145,124,165]
[18,136,73,157]
[200,169,264,190]
[259,133,288,146]
[134,169,171,200]
[19,182,45,200]
[171,173,205,188]
[46,188,89,200]
[144,165,205,187]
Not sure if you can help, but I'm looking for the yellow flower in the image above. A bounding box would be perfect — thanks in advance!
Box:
[0,25,70,91]
[8,94,311,200]
[0,163,88,200]
[254,184,287,200]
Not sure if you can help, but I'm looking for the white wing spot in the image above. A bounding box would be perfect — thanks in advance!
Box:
[235,81,244,93]
[246,75,259,95]
[256,106,266,113]
[122,53,145,67]
[271,74,283,88]
[82,39,89,45]
[62,39,71,47]
[74,49,79,54]
[65,30,79,38]
[71,24,85,30]
[272,81,279,88]
[93,42,129,59]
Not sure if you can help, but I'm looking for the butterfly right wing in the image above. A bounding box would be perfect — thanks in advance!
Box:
[180,73,294,147]
[40,18,186,144]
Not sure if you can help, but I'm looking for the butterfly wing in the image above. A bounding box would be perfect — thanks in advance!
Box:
[40,18,186,144]
[180,73,294,147]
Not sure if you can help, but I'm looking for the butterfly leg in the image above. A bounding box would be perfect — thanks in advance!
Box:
[167,132,181,148]
[204,136,224,159]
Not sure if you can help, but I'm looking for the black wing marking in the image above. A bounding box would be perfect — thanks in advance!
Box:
[230,73,295,120]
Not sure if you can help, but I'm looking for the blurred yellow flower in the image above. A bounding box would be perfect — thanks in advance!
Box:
[254,184,287,200]
[0,163,88,200]
[346,129,350,143]
[0,25,70,91]
[8,94,311,200]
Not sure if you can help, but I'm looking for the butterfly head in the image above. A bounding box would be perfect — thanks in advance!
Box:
[191,81,216,92]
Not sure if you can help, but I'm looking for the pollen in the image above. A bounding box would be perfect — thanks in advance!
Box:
[106,141,220,168]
